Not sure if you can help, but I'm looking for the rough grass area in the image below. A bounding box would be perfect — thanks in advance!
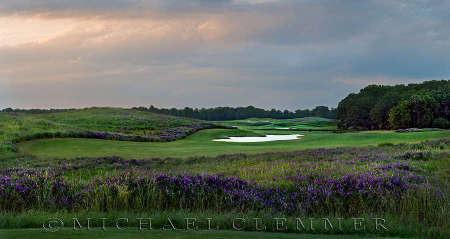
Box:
[18,129,450,159]
[0,108,213,151]
[1,140,449,238]
[32,107,198,135]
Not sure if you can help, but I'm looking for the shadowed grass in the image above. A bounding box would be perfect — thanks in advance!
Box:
[0,229,398,239]
[1,210,446,238]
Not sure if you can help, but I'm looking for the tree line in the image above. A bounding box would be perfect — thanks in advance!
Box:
[0,106,337,121]
[337,80,450,129]
[1,108,74,114]
[133,105,337,121]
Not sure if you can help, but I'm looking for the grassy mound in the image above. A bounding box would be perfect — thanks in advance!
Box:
[33,107,196,134]
[0,107,217,152]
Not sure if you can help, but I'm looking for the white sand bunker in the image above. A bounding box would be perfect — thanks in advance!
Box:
[213,134,303,143]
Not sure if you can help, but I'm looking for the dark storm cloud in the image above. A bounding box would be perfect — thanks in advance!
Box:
[0,0,136,14]
[0,0,449,109]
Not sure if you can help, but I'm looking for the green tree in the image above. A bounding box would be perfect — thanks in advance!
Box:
[432,117,450,129]
[370,92,401,129]
[388,95,438,129]
[407,95,437,128]
[388,100,411,129]
[337,80,450,129]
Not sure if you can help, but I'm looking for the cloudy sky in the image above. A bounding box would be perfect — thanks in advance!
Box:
[1,0,449,110]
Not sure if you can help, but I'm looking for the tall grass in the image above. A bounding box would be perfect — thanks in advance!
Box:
[1,140,448,238]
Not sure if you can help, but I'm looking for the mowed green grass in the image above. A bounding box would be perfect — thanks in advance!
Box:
[19,128,450,159]
[218,117,337,130]
[0,229,397,239]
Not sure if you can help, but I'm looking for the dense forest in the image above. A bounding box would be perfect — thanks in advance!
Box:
[133,105,337,121]
[337,80,450,130]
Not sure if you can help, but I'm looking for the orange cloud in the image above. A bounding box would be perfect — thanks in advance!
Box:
[0,16,77,46]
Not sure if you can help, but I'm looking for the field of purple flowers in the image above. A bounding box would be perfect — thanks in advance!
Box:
[0,167,430,215]
[1,140,448,225]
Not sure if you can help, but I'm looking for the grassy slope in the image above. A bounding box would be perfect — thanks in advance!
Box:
[0,108,198,142]
[34,107,197,135]
[0,229,391,239]
[19,128,450,159]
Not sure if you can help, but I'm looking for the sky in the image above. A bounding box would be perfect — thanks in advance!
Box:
[0,0,449,110]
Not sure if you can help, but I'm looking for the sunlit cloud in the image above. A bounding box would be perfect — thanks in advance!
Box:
[0,16,76,46]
